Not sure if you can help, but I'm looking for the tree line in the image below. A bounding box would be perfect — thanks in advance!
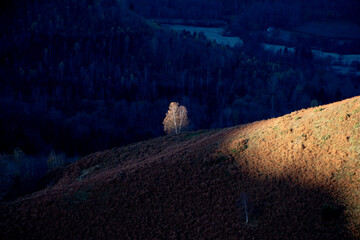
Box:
[0,0,358,159]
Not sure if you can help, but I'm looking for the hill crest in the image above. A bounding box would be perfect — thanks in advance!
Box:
[1,96,359,239]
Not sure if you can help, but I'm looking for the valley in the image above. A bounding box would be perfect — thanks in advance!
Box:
[157,20,360,76]
[1,1,360,238]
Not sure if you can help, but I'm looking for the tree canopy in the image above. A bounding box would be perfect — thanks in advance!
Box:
[163,102,189,134]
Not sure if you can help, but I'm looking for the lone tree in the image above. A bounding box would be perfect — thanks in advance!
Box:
[163,102,189,134]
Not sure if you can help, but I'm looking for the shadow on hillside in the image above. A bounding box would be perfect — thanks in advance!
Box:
[229,174,348,239]
[0,153,352,239]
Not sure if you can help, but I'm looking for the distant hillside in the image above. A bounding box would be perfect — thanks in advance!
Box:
[0,0,287,156]
[1,0,359,158]
[131,0,360,25]
[1,96,359,239]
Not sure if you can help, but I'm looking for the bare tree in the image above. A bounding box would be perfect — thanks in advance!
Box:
[163,102,189,134]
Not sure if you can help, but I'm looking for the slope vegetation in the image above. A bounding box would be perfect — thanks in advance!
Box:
[0,96,359,239]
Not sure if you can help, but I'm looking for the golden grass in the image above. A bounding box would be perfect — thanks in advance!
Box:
[1,96,359,239]
[221,96,360,237]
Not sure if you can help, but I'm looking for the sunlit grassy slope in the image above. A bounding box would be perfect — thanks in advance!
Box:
[0,96,359,239]
[221,96,360,238]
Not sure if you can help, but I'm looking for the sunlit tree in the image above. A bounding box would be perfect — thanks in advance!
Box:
[163,102,189,134]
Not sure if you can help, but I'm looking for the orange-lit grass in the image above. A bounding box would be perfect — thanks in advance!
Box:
[221,96,360,237]
[1,97,359,239]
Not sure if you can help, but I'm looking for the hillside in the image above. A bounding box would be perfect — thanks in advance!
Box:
[0,0,299,157]
[0,96,359,239]
[2,0,360,159]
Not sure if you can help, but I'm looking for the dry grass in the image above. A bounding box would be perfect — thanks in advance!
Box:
[222,96,360,237]
[0,96,359,239]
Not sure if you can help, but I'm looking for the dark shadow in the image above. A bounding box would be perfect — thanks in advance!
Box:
[0,152,352,239]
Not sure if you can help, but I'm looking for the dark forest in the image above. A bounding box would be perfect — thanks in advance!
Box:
[0,0,359,199]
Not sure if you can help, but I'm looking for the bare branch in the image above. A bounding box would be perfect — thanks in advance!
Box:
[163,102,189,134]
